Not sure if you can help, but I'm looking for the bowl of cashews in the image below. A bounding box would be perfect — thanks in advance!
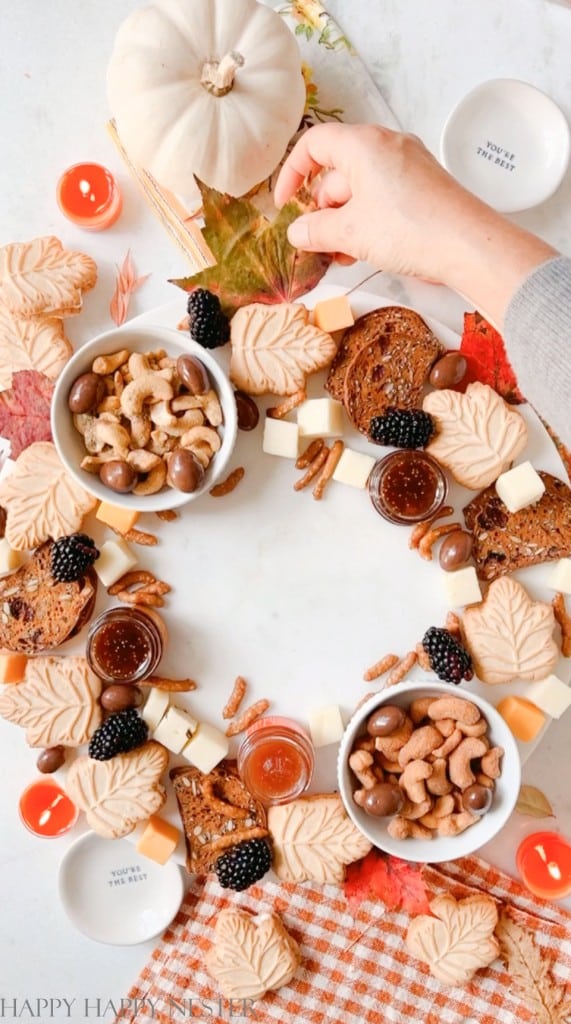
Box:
[51,324,238,512]
[338,681,520,863]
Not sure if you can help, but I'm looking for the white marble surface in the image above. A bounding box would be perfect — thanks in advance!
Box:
[1,0,571,1018]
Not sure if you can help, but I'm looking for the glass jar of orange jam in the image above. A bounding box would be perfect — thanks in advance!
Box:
[237,716,314,806]
[86,607,163,684]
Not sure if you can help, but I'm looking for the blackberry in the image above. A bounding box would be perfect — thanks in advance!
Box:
[51,533,99,583]
[369,408,435,449]
[214,838,272,891]
[187,288,229,349]
[88,708,148,761]
[422,626,473,685]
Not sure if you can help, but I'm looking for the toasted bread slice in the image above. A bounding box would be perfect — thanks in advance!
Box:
[0,541,97,653]
[463,471,571,580]
[170,760,268,874]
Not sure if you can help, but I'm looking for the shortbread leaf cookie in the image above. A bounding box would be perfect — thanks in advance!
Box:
[406,894,499,985]
[0,306,72,389]
[0,656,101,747]
[229,302,337,396]
[205,909,301,1001]
[423,381,527,489]
[0,236,97,317]
[268,793,372,884]
[66,742,168,839]
[462,577,558,684]
[0,442,96,550]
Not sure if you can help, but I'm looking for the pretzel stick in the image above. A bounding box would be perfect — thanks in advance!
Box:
[553,592,571,656]
[225,699,270,737]
[267,389,306,419]
[155,509,178,522]
[108,570,156,595]
[409,505,454,549]
[222,676,248,719]
[294,445,330,491]
[115,589,165,608]
[313,439,344,500]
[385,650,418,687]
[142,580,171,596]
[415,642,432,671]
[123,527,158,546]
[418,522,462,561]
[209,827,269,855]
[209,466,245,497]
[145,675,197,692]
[445,611,462,638]
[296,438,324,470]
[201,777,249,818]
[363,653,399,682]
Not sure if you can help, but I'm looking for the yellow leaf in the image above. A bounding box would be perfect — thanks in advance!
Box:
[516,785,554,818]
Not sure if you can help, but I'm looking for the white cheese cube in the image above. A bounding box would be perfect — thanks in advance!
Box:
[0,537,24,575]
[262,417,299,459]
[153,705,198,754]
[332,448,376,489]
[525,675,571,719]
[308,705,345,748]
[183,722,229,774]
[495,461,546,513]
[93,538,138,588]
[297,398,345,438]
[547,558,571,596]
[442,566,482,607]
[141,688,170,732]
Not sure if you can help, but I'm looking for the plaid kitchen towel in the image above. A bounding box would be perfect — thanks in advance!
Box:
[114,853,571,1024]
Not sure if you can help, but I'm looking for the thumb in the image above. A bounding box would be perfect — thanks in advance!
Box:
[287,207,356,257]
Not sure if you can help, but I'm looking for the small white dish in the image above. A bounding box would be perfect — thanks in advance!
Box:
[440,78,570,212]
[58,831,185,945]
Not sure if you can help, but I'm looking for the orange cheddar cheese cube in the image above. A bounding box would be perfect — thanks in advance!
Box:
[0,651,28,684]
[136,815,180,865]
[312,295,354,333]
[496,695,545,742]
[95,502,140,535]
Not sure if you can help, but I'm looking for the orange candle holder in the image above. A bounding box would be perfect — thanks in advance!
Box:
[516,831,571,900]
[237,715,314,806]
[56,162,122,230]
[19,777,79,838]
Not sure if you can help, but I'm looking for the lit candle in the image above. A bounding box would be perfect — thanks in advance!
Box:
[56,162,122,230]
[19,778,78,838]
[516,831,571,900]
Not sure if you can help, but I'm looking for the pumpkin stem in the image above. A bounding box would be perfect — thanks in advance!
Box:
[201,51,245,97]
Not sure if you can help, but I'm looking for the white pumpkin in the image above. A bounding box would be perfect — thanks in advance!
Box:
[107,0,306,198]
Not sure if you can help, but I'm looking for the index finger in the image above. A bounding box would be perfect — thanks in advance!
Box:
[274,123,356,207]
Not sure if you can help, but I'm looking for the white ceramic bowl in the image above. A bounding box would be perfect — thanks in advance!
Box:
[337,681,520,864]
[51,324,238,512]
[440,78,570,213]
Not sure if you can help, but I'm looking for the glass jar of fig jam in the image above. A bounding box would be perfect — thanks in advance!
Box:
[368,451,448,525]
[238,716,315,806]
[86,607,163,684]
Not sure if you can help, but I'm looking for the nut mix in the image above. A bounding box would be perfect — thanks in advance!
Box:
[348,695,504,840]
[68,348,224,495]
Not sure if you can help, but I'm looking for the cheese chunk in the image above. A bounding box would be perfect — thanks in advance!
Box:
[312,295,354,333]
[0,537,24,575]
[547,558,571,596]
[496,695,545,742]
[524,675,571,719]
[262,417,299,459]
[308,704,344,748]
[0,652,28,684]
[442,566,482,607]
[183,722,229,774]
[495,461,546,513]
[333,448,376,489]
[93,538,138,588]
[141,688,170,732]
[297,398,345,438]
[153,705,198,754]
[95,502,140,535]
[136,814,181,865]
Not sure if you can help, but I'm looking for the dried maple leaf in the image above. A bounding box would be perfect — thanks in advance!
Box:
[406,894,500,986]
[267,794,372,884]
[516,785,555,819]
[462,576,558,684]
[171,179,332,317]
[0,657,101,747]
[460,310,524,404]
[110,250,150,326]
[344,849,430,914]
[0,307,72,389]
[0,236,97,317]
[0,370,54,458]
[496,909,571,1023]
[204,909,300,1000]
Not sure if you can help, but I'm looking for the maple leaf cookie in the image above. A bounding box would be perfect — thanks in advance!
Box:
[406,894,499,985]
[205,909,300,1000]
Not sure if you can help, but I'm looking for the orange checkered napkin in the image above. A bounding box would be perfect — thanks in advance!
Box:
[115,854,571,1024]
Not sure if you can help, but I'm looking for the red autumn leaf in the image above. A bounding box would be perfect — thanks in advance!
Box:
[0,369,54,458]
[459,310,524,404]
[344,850,430,915]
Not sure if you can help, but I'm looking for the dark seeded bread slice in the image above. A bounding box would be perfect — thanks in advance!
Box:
[0,541,97,653]
[170,760,268,875]
[326,305,442,402]
[463,471,571,580]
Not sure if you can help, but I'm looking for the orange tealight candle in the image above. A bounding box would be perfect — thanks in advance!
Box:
[56,162,122,230]
[516,831,571,900]
[19,778,78,838]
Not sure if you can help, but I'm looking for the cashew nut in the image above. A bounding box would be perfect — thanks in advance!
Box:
[388,817,432,840]
[372,716,413,758]
[448,737,488,791]
[427,697,481,726]
[97,395,121,414]
[126,449,162,473]
[171,395,205,413]
[80,451,119,473]
[132,461,167,496]
[377,753,404,774]
[353,734,376,753]
[398,724,443,767]
[92,349,130,375]
[434,718,456,737]
[476,773,495,790]
[184,443,212,469]
[437,810,478,837]
[93,419,131,455]
[202,390,223,427]
[128,352,151,378]
[149,429,177,456]
[409,697,438,724]
[457,718,488,737]
[72,412,94,437]
[426,758,453,796]
[149,400,177,429]
[431,728,463,760]
[399,759,433,803]
[353,788,367,808]
[113,369,124,396]
[131,414,152,449]
[120,373,174,418]
[480,746,504,780]
[163,409,205,435]
[419,794,456,829]
[400,796,433,820]
[348,749,377,790]
[179,425,221,453]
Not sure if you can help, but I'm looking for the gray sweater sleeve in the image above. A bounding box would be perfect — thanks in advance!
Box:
[504,255,571,448]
